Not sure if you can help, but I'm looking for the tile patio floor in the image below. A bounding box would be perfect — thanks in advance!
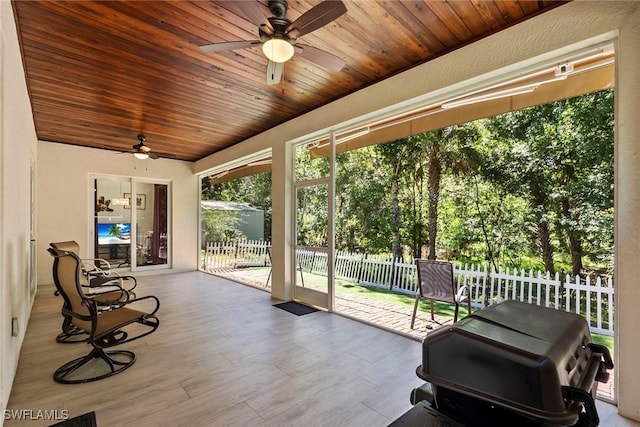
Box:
[206,267,615,402]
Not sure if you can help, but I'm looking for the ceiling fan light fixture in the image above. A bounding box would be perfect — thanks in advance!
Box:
[134,152,149,160]
[262,38,294,63]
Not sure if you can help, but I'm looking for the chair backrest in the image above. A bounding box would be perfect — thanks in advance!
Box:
[415,259,456,303]
[50,240,111,284]
[50,240,81,254]
[48,248,93,329]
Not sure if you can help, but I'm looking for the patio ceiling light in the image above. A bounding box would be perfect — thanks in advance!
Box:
[262,38,294,63]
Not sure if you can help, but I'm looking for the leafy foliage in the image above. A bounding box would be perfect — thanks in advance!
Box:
[200,209,244,245]
[202,89,614,275]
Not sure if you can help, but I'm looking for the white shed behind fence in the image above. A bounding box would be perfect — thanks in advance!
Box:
[201,201,265,241]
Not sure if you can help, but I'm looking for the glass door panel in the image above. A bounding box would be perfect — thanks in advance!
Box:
[93,177,169,271]
[134,182,168,266]
[294,183,329,307]
[94,178,132,269]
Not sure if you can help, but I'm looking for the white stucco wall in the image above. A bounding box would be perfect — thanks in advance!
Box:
[194,1,640,420]
[611,1,640,421]
[0,0,39,418]
[36,141,199,285]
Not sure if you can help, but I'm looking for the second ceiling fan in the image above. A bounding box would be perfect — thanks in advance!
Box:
[200,0,347,85]
[131,135,158,160]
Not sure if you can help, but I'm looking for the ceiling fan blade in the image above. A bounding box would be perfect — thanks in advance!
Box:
[199,40,262,53]
[287,0,347,38]
[266,61,284,85]
[296,43,345,71]
[225,1,273,32]
[148,152,159,160]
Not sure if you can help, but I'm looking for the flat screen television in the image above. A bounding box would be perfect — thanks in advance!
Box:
[97,223,131,245]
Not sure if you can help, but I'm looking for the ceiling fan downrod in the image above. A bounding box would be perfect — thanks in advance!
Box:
[268,0,288,18]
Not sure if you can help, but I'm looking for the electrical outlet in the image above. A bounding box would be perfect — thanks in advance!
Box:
[11,317,18,337]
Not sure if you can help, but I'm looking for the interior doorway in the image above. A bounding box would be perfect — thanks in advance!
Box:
[93,176,170,270]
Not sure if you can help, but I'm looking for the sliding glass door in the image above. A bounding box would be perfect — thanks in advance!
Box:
[93,176,169,271]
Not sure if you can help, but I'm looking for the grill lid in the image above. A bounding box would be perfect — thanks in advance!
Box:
[416,301,611,426]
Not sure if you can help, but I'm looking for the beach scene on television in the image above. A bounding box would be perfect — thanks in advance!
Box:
[97,223,131,245]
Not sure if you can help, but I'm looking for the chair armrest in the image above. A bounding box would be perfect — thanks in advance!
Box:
[83,286,131,306]
[81,257,113,273]
[88,275,137,292]
[82,284,125,295]
[113,295,160,317]
[88,276,122,287]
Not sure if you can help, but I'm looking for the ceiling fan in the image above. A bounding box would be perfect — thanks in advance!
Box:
[131,135,158,160]
[199,0,347,85]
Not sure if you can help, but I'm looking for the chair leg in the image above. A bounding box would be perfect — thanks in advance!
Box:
[53,347,136,384]
[297,259,305,287]
[410,293,420,329]
[430,300,435,321]
[453,304,460,323]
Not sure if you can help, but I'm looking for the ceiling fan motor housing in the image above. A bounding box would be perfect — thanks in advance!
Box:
[267,17,294,38]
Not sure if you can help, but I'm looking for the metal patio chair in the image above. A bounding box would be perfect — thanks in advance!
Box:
[48,246,159,383]
[410,259,471,329]
[49,240,137,293]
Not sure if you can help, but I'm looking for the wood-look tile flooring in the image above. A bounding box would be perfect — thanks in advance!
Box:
[211,267,618,401]
[6,271,635,426]
[6,271,424,427]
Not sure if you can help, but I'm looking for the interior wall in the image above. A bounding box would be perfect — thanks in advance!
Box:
[194,1,640,420]
[37,141,199,285]
[0,1,39,419]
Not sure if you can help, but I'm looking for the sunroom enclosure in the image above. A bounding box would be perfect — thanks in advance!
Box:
[199,39,616,400]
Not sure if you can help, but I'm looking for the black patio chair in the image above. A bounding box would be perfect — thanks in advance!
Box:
[410,259,471,329]
[48,247,159,383]
[49,241,140,343]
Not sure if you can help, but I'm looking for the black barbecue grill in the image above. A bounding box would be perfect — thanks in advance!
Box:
[396,300,613,427]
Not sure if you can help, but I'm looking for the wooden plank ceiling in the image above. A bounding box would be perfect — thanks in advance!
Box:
[12,0,567,162]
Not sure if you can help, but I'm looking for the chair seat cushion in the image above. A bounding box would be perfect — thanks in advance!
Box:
[94,307,148,337]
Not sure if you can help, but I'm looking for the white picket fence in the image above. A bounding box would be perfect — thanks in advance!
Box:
[203,240,271,269]
[203,240,615,336]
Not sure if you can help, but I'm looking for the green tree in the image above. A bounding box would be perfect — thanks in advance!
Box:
[335,149,393,253]
[200,209,244,245]
[484,109,559,273]
[482,89,613,274]
[414,125,482,260]
[374,138,417,258]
